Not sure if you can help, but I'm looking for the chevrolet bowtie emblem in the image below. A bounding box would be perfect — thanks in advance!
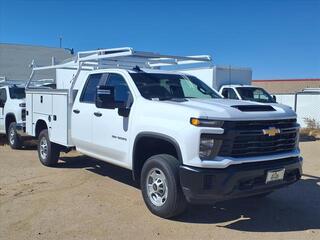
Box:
[263,127,280,137]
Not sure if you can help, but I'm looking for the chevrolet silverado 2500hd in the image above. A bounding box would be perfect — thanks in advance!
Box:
[25,48,302,218]
[0,83,27,148]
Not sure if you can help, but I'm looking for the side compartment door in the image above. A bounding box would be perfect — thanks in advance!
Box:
[50,94,68,145]
[0,88,7,133]
[25,93,33,136]
[92,73,133,165]
[71,73,106,153]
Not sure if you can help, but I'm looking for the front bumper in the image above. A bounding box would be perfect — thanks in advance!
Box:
[180,156,302,204]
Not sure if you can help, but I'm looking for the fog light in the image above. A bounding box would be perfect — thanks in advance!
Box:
[199,138,215,160]
[199,134,223,160]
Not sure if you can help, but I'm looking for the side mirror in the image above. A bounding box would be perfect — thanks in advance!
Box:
[95,85,117,109]
[272,95,277,102]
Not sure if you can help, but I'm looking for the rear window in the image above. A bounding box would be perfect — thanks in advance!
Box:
[9,87,25,99]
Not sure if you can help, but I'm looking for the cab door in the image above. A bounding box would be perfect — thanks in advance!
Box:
[91,73,133,166]
[0,88,7,133]
[71,73,107,153]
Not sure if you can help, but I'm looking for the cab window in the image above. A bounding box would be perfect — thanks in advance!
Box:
[105,73,132,106]
[221,88,239,100]
[236,87,274,103]
[9,87,25,99]
[80,74,108,103]
[0,89,7,106]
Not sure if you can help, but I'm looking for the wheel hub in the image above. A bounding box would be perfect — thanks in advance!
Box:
[9,128,15,144]
[146,168,168,207]
[39,137,48,160]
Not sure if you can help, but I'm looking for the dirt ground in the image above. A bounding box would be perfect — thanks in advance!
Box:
[0,138,319,240]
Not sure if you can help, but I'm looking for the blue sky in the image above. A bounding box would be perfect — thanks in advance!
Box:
[0,0,319,79]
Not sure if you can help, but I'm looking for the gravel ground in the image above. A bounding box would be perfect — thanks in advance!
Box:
[0,139,319,240]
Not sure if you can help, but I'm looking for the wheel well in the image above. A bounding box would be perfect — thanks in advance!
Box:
[132,134,182,181]
[35,120,48,138]
[5,114,16,133]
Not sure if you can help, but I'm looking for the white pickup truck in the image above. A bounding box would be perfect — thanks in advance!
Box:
[219,85,277,103]
[0,83,27,148]
[25,48,302,218]
[180,66,277,103]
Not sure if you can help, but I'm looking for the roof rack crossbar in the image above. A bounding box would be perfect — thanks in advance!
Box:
[31,48,212,72]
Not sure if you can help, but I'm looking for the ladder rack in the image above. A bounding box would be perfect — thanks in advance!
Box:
[31,47,212,71]
[26,47,213,104]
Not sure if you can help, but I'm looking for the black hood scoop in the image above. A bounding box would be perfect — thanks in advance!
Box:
[232,105,276,112]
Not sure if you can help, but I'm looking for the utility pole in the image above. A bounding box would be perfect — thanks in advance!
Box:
[59,36,63,48]
[229,64,231,85]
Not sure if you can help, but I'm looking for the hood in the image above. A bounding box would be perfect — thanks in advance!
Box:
[162,98,297,121]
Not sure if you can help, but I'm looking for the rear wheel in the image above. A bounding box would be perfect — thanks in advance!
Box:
[37,129,60,166]
[141,154,187,218]
[7,122,22,149]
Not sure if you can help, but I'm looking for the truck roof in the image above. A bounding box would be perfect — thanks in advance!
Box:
[221,84,257,88]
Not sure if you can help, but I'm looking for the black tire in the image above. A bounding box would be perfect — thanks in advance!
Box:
[141,154,187,218]
[37,129,60,167]
[7,122,22,149]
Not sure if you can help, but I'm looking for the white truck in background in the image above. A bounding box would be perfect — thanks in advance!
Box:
[0,81,27,149]
[219,85,277,103]
[181,66,277,103]
[180,66,252,90]
[25,48,302,218]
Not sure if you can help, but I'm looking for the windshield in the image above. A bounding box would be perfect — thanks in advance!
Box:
[9,87,26,99]
[236,87,275,103]
[130,73,221,100]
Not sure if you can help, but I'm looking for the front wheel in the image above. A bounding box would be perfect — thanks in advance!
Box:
[7,122,22,149]
[141,154,187,218]
[37,129,60,167]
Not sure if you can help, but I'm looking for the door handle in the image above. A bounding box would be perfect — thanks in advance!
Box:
[94,112,102,117]
[73,109,80,114]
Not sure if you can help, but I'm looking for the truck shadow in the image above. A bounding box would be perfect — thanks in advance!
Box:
[0,135,7,146]
[58,155,139,189]
[58,155,319,232]
[0,135,37,149]
[174,173,320,232]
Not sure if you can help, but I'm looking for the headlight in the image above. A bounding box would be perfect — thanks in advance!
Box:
[199,134,223,160]
[190,118,224,127]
